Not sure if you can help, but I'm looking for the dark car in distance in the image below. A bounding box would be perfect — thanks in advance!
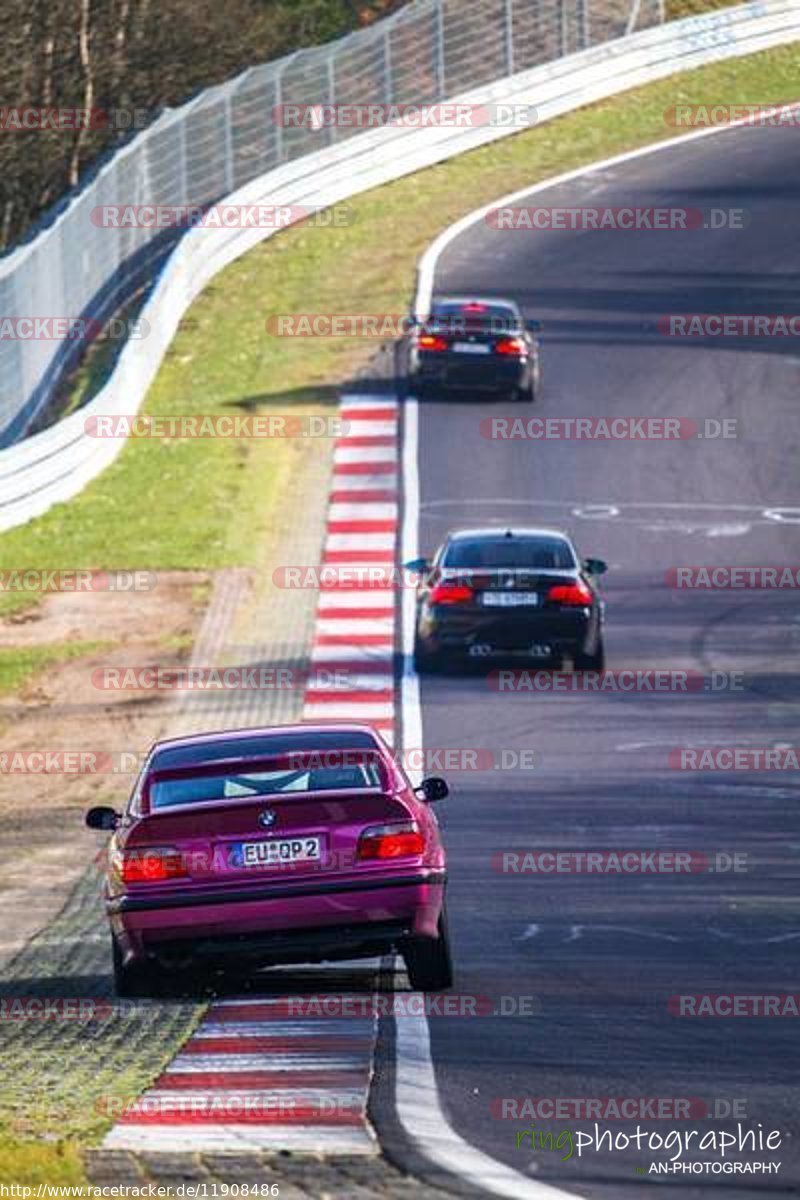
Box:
[410,527,607,672]
[409,297,541,401]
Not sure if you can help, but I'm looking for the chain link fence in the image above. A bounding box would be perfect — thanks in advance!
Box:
[0,0,663,446]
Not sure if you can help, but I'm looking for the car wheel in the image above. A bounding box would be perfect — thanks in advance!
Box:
[402,906,454,992]
[574,636,605,671]
[413,634,443,674]
[112,934,162,999]
[513,375,536,403]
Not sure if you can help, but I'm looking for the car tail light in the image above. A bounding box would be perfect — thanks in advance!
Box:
[115,847,189,884]
[357,822,425,860]
[547,582,593,606]
[495,337,526,357]
[429,581,474,605]
[417,333,448,352]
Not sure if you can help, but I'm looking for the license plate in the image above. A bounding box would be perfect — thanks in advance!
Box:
[481,591,540,608]
[231,836,322,869]
[452,342,490,354]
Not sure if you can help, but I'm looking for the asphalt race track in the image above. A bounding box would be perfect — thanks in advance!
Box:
[408,123,800,1195]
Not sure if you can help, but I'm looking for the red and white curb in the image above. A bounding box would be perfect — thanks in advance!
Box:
[304,394,399,745]
[103,395,400,1154]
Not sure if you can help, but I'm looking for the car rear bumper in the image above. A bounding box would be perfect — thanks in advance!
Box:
[414,355,529,391]
[421,607,594,656]
[110,869,446,964]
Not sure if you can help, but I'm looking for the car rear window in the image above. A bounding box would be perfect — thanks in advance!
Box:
[443,537,576,570]
[148,731,385,809]
[428,301,520,335]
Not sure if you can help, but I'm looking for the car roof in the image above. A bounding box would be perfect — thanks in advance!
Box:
[150,721,385,756]
[446,527,573,543]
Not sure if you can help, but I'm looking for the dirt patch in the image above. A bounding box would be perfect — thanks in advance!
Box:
[0,572,210,969]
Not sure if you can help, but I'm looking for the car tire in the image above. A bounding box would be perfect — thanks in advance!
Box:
[574,636,605,671]
[513,375,537,403]
[112,934,162,999]
[413,634,443,674]
[402,906,454,992]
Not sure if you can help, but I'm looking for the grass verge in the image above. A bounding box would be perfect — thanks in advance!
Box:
[0,642,112,698]
[0,1139,88,1187]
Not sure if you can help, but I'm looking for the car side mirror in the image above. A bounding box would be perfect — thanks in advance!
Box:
[415,776,449,803]
[86,806,121,831]
[404,558,429,576]
[583,558,608,576]
[526,318,543,333]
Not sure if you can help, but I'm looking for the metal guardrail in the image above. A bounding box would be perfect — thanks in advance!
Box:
[0,0,796,533]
